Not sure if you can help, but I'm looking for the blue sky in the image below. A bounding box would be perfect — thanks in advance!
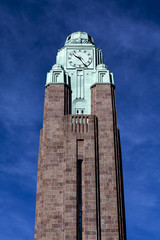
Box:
[0,0,160,239]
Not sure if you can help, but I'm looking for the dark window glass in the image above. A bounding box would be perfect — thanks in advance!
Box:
[77,160,82,240]
[88,35,92,41]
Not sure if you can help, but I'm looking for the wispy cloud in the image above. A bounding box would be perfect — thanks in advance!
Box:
[0,0,160,240]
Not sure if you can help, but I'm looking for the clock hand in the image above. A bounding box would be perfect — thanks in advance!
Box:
[73,52,80,58]
[79,57,88,67]
[73,53,88,67]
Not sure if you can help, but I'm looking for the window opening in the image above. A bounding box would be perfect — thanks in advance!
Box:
[88,35,92,41]
[77,160,82,240]
[76,71,84,99]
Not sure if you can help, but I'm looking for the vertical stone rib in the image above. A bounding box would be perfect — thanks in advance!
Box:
[111,85,127,240]
[91,83,126,240]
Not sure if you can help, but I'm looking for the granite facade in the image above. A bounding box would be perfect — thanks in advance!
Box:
[34,83,126,240]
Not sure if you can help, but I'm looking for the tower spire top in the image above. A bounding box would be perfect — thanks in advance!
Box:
[65,31,94,45]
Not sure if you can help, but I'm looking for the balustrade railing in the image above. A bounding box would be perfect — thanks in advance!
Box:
[71,115,89,133]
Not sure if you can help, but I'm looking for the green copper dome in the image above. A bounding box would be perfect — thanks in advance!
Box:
[65,31,95,45]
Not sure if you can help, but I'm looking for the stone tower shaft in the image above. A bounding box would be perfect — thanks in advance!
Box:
[34,32,126,240]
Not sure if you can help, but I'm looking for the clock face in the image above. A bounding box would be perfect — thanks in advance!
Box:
[68,49,92,68]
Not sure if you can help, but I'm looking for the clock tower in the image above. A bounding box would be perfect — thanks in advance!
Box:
[34,32,126,240]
